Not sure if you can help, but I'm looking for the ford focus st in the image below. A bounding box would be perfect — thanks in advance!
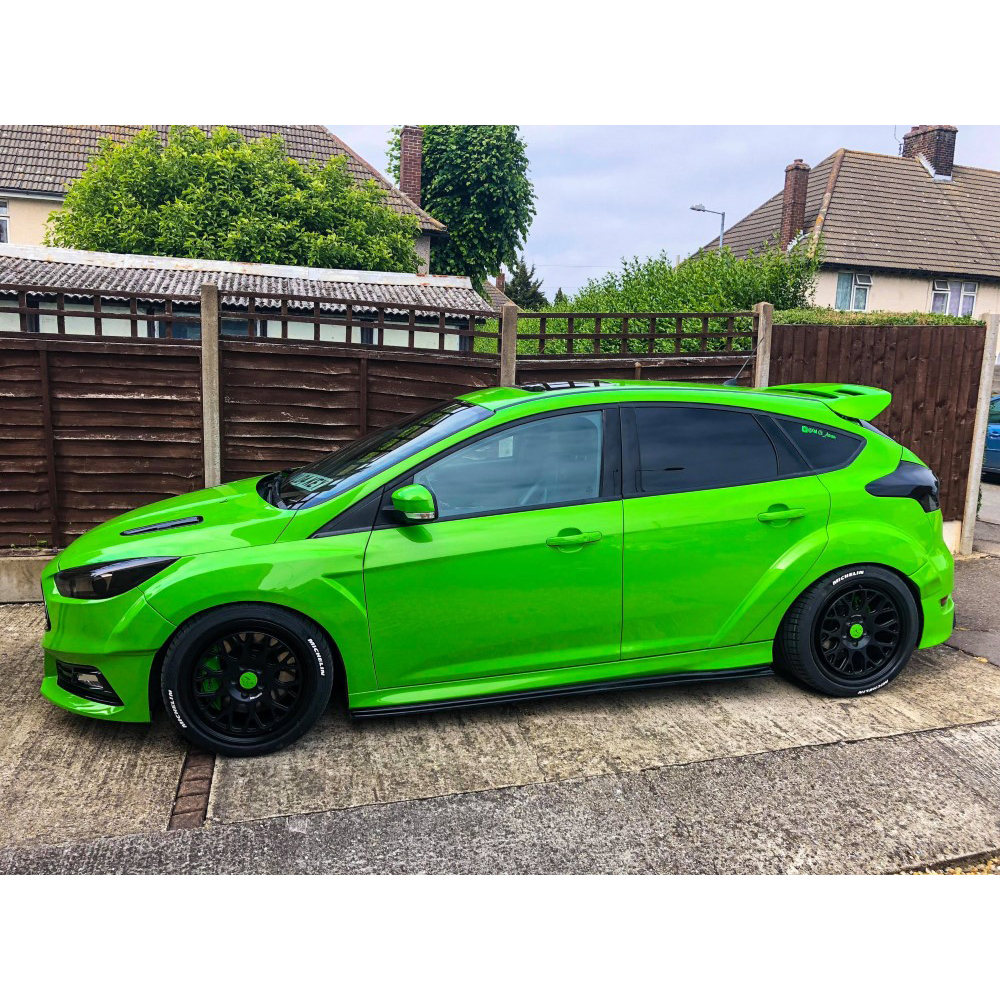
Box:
[40,380,954,756]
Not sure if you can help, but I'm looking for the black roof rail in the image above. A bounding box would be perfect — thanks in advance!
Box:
[517,380,614,392]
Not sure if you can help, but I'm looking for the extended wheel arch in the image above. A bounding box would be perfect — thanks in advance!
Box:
[770,561,923,697]
[771,561,923,656]
[146,600,349,716]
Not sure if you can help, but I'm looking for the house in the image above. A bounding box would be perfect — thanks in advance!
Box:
[481,272,516,311]
[718,125,1000,319]
[0,125,445,274]
[0,243,492,349]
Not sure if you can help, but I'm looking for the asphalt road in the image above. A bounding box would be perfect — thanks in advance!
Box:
[2,535,1000,873]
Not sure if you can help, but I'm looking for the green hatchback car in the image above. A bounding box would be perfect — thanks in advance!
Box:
[41,380,954,756]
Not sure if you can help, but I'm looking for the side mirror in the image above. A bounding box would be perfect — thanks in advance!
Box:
[391,484,437,523]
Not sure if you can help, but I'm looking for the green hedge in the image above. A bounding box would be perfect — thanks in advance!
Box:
[773,307,983,326]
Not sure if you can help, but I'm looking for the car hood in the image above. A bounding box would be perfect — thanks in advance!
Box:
[56,477,294,570]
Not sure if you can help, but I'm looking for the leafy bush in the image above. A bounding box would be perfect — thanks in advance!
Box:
[567,241,818,315]
[774,307,983,326]
[47,126,421,272]
[492,242,820,354]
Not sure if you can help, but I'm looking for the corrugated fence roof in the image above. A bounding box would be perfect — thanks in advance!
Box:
[0,245,494,317]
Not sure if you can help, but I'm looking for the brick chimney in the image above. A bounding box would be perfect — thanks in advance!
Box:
[780,158,810,250]
[901,125,958,178]
[399,125,424,207]
[496,271,506,292]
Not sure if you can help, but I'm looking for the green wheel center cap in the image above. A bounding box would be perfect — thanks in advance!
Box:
[849,623,865,640]
[238,671,258,690]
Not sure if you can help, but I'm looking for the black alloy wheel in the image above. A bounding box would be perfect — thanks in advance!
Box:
[814,583,904,682]
[191,625,306,738]
[774,565,920,697]
[161,604,335,756]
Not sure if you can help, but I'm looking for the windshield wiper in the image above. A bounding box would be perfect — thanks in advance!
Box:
[264,469,294,508]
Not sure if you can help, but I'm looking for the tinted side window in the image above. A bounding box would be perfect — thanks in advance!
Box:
[631,406,778,494]
[414,410,604,517]
[774,418,864,471]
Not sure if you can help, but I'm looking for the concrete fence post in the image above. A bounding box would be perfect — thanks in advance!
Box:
[960,313,1000,556]
[499,303,519,387]
[752,301,774,388]
[200,283,222,488]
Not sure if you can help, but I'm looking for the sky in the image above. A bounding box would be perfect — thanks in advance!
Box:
[342,125,1000,297]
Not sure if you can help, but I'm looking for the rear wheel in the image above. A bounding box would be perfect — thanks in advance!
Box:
[161,604,334,756]
[775,565,919,697]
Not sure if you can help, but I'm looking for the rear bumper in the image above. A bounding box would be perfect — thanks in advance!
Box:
[918,593,954,649]
[911,543,954,649]
[39,576,174,722]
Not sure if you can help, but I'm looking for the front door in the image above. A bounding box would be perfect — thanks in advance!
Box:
[621,404,832,658]
[364,407,624,689]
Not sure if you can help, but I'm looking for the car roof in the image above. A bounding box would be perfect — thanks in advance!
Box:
[459,380,886,423]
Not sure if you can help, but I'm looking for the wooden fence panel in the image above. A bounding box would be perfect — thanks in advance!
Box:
[365,353,500,429]
[220,341,500,482]
[221,341,364,481]
[0,344,49,546]
[48,340,204,540]
[770,324,986,521]
[0,336,204,545]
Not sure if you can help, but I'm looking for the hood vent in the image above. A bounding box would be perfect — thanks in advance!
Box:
[120,516,203,536]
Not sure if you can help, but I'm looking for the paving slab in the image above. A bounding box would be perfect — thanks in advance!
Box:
[948,552,1000,662]
[5,722,1000,874]
[209,706,546,824]
[0,604,186,850]
[211,645,1000,825]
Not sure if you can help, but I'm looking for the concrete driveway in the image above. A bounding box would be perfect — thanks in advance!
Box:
[3,544,1000,873]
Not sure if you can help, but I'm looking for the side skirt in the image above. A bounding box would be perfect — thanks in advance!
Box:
[350,665,774,719]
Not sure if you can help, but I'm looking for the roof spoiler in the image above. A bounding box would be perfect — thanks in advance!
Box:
[761,383,891,422]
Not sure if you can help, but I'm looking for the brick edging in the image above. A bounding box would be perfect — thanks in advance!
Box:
[168,749,216,830]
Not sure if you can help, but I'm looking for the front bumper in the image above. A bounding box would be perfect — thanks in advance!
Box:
[40,575,176,722]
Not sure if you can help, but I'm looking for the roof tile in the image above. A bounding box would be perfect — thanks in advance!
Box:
[718,149,1000,280]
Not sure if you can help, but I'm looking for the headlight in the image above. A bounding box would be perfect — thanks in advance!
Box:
[54,557,177,600]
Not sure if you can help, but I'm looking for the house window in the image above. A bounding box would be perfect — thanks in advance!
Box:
[0,200,8,243]
[931,279,977,317]
[835,272,872,311]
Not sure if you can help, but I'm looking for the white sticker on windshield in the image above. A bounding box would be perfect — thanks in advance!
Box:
[289,472,334,491]
[499,436,514,458]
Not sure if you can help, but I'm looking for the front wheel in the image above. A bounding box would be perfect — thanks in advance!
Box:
[160,604,335,756]
[775,565,920,697]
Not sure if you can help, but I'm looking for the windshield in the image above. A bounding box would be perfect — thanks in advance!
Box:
[264,400,490,509]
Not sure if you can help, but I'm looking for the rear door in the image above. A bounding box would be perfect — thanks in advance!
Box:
[621,403,831,659]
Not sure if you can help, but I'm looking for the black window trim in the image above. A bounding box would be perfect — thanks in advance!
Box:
[620,401,864,499]
[313,404,622,537]
[370,403,622,529]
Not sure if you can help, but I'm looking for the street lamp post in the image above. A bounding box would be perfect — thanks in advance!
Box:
[691,204,725,250]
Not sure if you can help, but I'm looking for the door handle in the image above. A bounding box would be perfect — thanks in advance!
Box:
[757,507,806,523]
[546,531,603,547]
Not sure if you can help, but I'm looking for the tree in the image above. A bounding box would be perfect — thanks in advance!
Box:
[504,257,548,309]
[47,126,421,272]
[388,125,535,283]
[553,287,568,306]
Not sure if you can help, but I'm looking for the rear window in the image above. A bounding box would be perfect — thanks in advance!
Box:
[631,405,778,493]
[774,418,864,471]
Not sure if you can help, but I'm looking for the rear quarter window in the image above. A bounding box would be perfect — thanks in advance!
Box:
[774,417,864,471]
